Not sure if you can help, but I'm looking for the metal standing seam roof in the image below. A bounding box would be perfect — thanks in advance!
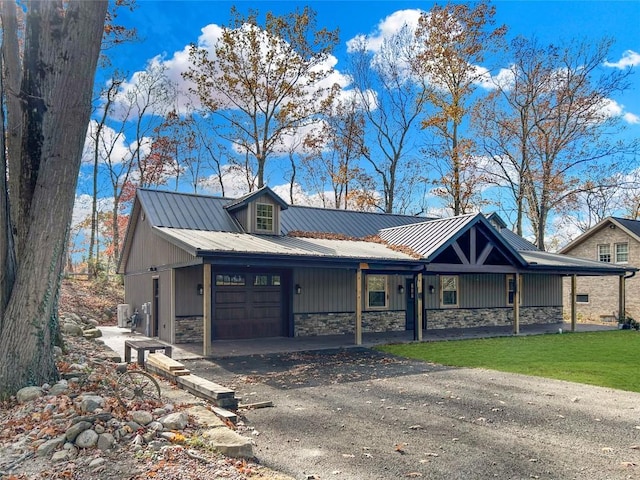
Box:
[153,227,420,262]
[521,250,634,274]
[378,213,479,258]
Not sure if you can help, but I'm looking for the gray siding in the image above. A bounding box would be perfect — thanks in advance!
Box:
[175,265,204,317]
[292,268,410,314]
[124,213,195,273]
[124,269,173,342]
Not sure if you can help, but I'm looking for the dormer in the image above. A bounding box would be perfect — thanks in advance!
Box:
[224,186,288,235]
[487,212,507,232]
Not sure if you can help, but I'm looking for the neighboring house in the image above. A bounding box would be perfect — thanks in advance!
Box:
[118,188,633,353]
[559,217,640,323]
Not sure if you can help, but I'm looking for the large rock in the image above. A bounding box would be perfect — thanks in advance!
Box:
[131,410,154,426]
[66,421,92,442]
[97,432,115,451]
[83,328,102,339]
[201,428,253,458]
[16,386,43,403]
[36,436,66,457]
[159,411,188,430]
[61,322,84,336]
[79,394,104,413]
[75,429,99,448]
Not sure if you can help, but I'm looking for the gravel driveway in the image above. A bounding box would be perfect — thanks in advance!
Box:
[182,348,640,480]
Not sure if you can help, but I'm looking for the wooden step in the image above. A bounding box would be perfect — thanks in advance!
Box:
[147,353,188,372]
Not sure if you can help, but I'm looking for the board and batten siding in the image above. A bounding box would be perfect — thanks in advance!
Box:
[124,213,195,273]
[292,268,409,314]
[175,265,204,317]
[123,269,172,342]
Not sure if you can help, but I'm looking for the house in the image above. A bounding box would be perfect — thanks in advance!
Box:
[559,216,640,323]
[117,188,634,354]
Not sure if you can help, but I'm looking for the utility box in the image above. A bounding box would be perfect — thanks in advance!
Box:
[117,304,131,328]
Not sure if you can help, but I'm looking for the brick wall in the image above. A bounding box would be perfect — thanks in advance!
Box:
[561,222,640,322]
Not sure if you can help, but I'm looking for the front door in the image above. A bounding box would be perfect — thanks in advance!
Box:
[405,278,415,330]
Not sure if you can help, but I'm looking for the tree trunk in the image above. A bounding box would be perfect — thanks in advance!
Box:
[0,0,107,398]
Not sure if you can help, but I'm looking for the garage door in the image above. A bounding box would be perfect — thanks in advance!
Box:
[213,272,284,339]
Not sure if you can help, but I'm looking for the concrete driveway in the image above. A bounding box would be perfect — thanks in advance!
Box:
[182,348,640,480]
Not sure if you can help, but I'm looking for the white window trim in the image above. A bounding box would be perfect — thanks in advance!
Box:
[615,242,629,264]
[366,274,388,310]
[440,275,459,308]
[255,202,274,233]
[597,243,611,263]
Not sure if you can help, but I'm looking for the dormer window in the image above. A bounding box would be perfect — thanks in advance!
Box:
[256,203,274,232]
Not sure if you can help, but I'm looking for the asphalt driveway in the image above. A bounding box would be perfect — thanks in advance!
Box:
[182,348,640,480]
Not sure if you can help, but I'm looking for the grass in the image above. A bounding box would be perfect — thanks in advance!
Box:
[376,330,640,393]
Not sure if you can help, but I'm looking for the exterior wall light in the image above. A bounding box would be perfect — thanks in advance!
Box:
[429,285,435,294]
[197,284,203,295]
[398,285,405,294]
[295,284,302,295]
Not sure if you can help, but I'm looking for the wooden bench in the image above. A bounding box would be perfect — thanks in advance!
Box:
[124,340,173,366]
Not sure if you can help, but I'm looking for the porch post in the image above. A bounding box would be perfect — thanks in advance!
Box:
[355,267,363,345]
[203,263,212,356]
[570,274,577,332]
[513,272,520,335]
[416,272,423,341]
[170,268,176,344]
[619,274,626,322]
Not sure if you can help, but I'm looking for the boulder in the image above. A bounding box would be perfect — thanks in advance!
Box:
[66,421,92,442]
[131,410,154,426]
[16,386,43,403]
[36,436,66,457]
[159,411,188,430]
[75,429,99,448]
[201,428,253,458]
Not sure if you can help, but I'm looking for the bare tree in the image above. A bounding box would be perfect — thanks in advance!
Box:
[184,6,340,188]
[0,0,107,397]
[415,1,507,215]
[348,25,431,213]
[476,36,639,249]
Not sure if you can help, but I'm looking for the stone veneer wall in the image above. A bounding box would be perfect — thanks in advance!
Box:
[294,311,405,336]
[175,316,204,343]
[426,306,562,330]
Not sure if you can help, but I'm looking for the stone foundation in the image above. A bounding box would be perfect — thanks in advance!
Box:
[175,316,204,343]
[425,306,562,330]
[294,311,405,336]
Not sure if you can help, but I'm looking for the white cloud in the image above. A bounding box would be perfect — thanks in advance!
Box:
[346,9,423,53]
[623,112,640,124]
[604,50,640,69]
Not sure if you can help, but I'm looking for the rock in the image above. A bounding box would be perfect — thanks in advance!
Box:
[130,410,154,426]
[83,328,102,339]
[16,386,43,403]
[66,421,92,442]
[147,421,164,431]
[97,432,115,451]
[66,312,82,323]
[94,424,105,434]
[53,346,63,357]
[51,450,71,463]
[160,432,178,441]
[79,394,104,413]
[159,411,188,430]
[89,457,106,468]
[126,421,142,431]
[36,435,66,457]
[85,318,99,327]
[62,322,84,336]
[49,381,69,396]
[75,429,99,448]
[201,428,253,458]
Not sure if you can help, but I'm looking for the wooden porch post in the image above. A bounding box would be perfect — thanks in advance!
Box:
[416,272,423,341]
[170,268,176,344]
[513,272,520,335]
[203,264,212,356]
[619,274,626,322]
[355,267,363,345]
[570,274,577,332]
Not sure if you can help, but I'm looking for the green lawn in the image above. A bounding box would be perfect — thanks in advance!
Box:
[376,330,640,393]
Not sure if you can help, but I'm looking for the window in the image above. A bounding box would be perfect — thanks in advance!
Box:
[576,294,589,303]
[215,274,246,286]
[254,275,268,286]
[598,244,611,263]
[441,275,458,307]
[256,203,274,231]
[615,243,629,263]
[506,274,523,305]
[367,275,387,308]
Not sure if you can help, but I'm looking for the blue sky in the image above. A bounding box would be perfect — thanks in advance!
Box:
[76,0,640,255]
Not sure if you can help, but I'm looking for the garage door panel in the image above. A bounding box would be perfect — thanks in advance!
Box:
[214,272,284,340]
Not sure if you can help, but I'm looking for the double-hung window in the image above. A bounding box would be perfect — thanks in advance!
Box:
[598,244,611,263]
[615,243,629,263]
[256,203,274,232]
[441,275,458,307]
[367,275,387,308]
[506,274,522,305]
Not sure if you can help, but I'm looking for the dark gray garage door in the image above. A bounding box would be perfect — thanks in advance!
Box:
[213,272,284,339]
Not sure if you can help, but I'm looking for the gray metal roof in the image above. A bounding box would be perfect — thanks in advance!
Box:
[498,228,539,251]
[521,250,633,275]
[137,189,433,237]
[153,227,419,263]
[378,213,479,258]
